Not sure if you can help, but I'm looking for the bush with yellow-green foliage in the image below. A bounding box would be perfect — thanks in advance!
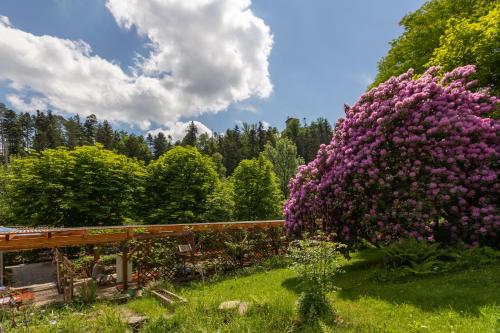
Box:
[0,145,146,227]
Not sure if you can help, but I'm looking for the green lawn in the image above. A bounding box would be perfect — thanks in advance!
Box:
[4,250,500,333]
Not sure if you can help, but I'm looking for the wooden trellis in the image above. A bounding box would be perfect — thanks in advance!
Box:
[0,221,285,291]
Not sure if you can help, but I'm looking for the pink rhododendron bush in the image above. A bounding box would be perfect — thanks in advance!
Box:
[284,66,499,247]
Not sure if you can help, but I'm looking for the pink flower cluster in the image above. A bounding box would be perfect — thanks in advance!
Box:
[284,66,499,247]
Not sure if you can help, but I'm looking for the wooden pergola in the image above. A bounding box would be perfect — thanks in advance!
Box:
[0,220,284,291]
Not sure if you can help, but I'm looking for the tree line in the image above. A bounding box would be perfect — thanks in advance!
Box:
[0,103,332,173]
[0,105,331,227]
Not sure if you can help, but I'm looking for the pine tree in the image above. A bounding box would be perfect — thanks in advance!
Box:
[33,111,49,151]
[1,107,22,156]
[116,133,152,163]
[146,133,154,152]
[83,114,98,145]
[153,132,170,159]
[182,121,198,147]
[221,126,242,174]
[95,120,115,149]
[0,104,9,164]
[46,111,64,149]
[64,115,83,149]
[18,112,34,152]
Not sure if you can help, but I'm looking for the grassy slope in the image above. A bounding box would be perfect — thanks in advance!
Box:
[5,250,500,333]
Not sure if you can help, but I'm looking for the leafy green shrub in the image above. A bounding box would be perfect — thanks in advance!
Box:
[375,239,500,282]
[287,235,346,294]
[287,234,345,325]
[295,291,333,324]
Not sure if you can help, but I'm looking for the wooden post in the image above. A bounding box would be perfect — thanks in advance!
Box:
[62,256,74,302]
[0,251,3,286]
[122,242,129,292]
[54,249,63,294]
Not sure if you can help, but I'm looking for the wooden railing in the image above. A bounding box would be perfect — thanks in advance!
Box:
[0,220,285,251]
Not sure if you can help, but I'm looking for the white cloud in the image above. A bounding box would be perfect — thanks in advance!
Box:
[0,0,273,130]
[147,121,212,142]
[0,16,10,26]
[6,94,49,113]
[235,103,259,113]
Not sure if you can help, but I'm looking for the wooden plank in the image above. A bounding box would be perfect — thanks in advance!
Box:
[150,290,174,305]
[0,220,284,251]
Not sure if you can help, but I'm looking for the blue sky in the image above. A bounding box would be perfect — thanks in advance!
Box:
[0,0,425,137]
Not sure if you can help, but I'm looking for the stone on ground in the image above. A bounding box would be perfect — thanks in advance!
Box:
[218,300,252,315]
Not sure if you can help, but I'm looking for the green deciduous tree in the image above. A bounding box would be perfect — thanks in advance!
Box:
[0,145,146,227]
[262,137,304,197]
[428,5,500,97]
[144,146,219,224]
[204,180,235,222]
[231,155,283,221]
[372,0,498,93]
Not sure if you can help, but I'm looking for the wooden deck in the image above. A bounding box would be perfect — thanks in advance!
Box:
[0,220,284,251]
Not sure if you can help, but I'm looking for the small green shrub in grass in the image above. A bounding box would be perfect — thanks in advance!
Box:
[295,291,332,323]
[287,234,345,326]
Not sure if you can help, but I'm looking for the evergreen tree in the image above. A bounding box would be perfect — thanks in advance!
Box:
[33,111,49,151]
[146,133,154,152]
[116,133,152,163]
[0,104,9,164]
[182,121,198,147]
[257,121,267,152]
[95,120,115,149]
[64,115,83,149]
[241,123,259,159]
[221,126,242,174]
[0,107,22,156]
[153,132,170,159]
[196,132,214,155]
[46,111,64,149]
[18,112,34,152]
[83,114,98,145]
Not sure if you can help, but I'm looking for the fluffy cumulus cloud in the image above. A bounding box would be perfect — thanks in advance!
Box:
[147,121,212,142]
[0,0,273,132]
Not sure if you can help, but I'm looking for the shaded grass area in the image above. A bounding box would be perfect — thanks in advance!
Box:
[3,249,499,332]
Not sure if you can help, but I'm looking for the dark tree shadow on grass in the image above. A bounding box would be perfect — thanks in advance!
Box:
[282,250,500,317]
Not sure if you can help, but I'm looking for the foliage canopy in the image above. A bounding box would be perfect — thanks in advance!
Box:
[144,146,219,224]
[372,0,499,99]
[0,145,146,226]
[231,155,283,221]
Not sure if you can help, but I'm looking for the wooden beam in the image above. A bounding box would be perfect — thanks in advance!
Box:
[0,220,284,251]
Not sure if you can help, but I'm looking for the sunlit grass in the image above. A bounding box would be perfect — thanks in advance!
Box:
[4,249,499,332]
